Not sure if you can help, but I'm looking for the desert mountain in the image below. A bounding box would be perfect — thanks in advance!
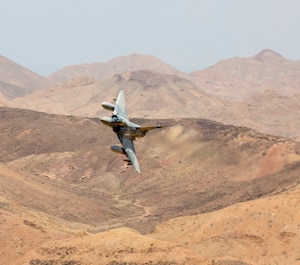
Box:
[0,93,11,107]
[191,49,300,100]
[221,91,300,141]
[49,53,188,84]
[132,49,300,141]
[12,76,101,117]
[13,70,224,119]
[8,49,300,141]
[1,107,300,264]
[0,55,52,99]
[12,69,300,141]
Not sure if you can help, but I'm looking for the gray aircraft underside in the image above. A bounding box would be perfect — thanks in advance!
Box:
[101,90,162,173]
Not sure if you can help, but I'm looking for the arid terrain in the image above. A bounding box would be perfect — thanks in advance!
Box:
[0,50,300,264]
[3,49,299,141]
[0,55,52,99]
[1,107,300,264]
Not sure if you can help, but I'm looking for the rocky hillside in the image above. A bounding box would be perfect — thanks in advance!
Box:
[16,184,300,265]
[0,55,51,99]
[8,50,300,141]
[12,70,224,119]
[191,49,300,100]
[48,53,188,84]
[1,107,300,264]
[150,183,300,265]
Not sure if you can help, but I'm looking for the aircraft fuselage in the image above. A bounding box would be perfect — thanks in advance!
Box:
[101,116,146,138]
[101,115,140,128]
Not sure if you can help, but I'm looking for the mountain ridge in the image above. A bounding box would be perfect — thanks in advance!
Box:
[48,53,188,84]
[0,55,52,99]
[191,49,300,100]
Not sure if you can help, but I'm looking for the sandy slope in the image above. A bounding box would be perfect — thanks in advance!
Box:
[150,185,300,265]
[15,185,300,265]
[1,108,300,264]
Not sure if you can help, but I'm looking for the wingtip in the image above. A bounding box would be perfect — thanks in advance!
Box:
[125,148,141,174]
[134,162,141,174]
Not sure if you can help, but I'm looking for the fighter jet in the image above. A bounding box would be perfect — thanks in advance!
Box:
[101,90,162,173]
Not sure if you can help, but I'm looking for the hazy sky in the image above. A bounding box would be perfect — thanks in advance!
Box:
[1,0,299,75]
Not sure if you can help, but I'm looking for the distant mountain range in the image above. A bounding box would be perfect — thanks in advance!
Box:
[1,49,300,140]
